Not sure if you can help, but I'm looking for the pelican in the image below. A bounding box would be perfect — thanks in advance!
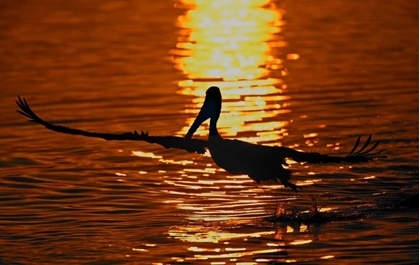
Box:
[15,92,383,192]
[185,86,383,191]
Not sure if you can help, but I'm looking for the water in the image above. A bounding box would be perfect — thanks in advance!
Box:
[0,0,418,264]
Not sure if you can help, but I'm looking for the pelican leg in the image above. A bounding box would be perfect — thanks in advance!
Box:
[288,183,301,192]
[279,179,301,192]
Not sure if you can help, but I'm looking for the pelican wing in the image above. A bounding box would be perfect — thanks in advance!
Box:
[278,136,385,164]
[220,137,384,166]
[15,96,208,154]
[211,137,383,192]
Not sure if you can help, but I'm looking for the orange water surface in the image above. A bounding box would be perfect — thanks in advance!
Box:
[0,0,418,264]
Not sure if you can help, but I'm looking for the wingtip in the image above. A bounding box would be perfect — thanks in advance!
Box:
[346,135,384,160]
[348,135,361,156]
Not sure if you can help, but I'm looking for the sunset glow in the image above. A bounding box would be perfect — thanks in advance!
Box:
[172,0,291,142]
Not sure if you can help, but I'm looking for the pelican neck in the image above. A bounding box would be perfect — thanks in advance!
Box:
[209,116,219,136]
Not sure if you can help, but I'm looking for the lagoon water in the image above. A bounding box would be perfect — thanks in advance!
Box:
[0,0,418,264]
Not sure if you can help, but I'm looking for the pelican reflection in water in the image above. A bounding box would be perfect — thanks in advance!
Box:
[185,86,383,191]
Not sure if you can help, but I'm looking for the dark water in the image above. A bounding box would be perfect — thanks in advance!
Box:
[0,0,418,264]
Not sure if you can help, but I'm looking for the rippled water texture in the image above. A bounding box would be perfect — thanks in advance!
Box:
[0,0,418,264]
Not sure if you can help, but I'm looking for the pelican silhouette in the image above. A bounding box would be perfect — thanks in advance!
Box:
[16,92,383,192]
[185,86,383,191]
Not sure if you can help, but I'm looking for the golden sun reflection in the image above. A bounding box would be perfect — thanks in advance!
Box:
[169,225,275,243]
[172,0,292,143]
[140,2,329,262]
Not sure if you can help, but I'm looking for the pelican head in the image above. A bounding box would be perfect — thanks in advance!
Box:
[185,86,222,139]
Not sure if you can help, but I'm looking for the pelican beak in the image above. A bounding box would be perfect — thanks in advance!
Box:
[185,97,212,139]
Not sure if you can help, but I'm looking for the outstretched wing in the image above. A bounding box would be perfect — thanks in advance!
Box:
[16,96,208,154]
[208,136,384,166]
[285,135,385,164]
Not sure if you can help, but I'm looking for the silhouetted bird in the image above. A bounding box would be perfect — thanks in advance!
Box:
[184,86,383,191]
[16,89,383,192]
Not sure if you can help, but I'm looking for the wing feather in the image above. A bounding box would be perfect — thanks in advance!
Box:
[16,96,208,154]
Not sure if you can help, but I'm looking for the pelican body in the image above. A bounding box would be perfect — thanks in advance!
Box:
[185,86,382,191]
